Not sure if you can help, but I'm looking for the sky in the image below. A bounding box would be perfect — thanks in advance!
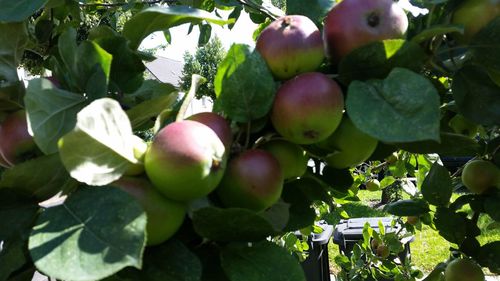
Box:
[140,10,258,62]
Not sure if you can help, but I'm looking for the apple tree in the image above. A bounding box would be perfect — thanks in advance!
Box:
[0,0,499,281]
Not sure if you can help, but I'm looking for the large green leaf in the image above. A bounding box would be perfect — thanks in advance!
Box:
[0,238,29,281]
[192,207,278,242]
[469,17,500,74]
[286,0,333,25]
[396,132,481,156]
[25,78,86,154]
[0,0,48,22]
[346,68,440,143]
[433,207,466,244]
[0,190,38,240]
[421,162,453,206]
[338,40,426,85]
[0,154,76,202]
[452,65,500,126]
[94,36,145,93]
[123,6,231,50]
[221,241,306,281]
[0,22,27,82]
[102,239,202,281]
[214,44,276,122]
[478,241,500,274]
[484,193,500,221]
[75,41,112,100]
[58,98,138,186]
[0,22,27,110]
[29,187,146,281]
[383,199,430,216]
[281,179,319,232]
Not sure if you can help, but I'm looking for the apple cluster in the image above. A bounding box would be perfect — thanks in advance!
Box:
[109,0,414,246]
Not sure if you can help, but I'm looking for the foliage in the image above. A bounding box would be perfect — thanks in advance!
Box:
[179,36,226,101]
[0,0,499,281]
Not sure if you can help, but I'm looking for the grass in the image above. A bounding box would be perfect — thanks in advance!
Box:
[325,190,500,275]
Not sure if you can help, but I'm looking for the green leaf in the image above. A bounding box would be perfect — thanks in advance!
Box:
[411,24,464,44]
[380,176,396,189]
[0,0,48,22]
[0,22,27,82]
[0,238,29,281]
[126,92,179,130]
[192,207,278,242]
[123,6,232,50]
[470,17,500,74]
[338,40,426,85]
[29,187,146,281]
[346,68,440,143]
[452,65,500,126]
[58,98,138,186]
[214,44,275,122]
[433,207,466,244]
[198,23,212,46]
[94,36,146,93]
[25,78,87,154]
[484,193,500,221]
[281,179,317,232]
[260,200,290,232]
[76,41,112,99]
[105,239,202,281]
[286,0,333,25]
[383,199,430,216]
[0,190,38,241]
[421,163,453,206]
[396,132,481,156]
[478,241,500,274]
[221,241,306,281]
[0,154,76,202]
[320,167,353,193]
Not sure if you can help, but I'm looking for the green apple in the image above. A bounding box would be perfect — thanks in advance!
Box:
[216,149,284,212]
[461,160,500,194]
[0,110,36,168]
[444,258,485,281]
[260,139,308,179]
[271,72,344,144]
[448,114,478,137]
[323,0,409,63]
[112,177,186,246]
[256,15,325,80]
[144,120,227,202]
[318,117,378,169]
[452,0,500,43]
[365,179,380,191]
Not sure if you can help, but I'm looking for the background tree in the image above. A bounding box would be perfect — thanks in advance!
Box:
[179,36,226,101]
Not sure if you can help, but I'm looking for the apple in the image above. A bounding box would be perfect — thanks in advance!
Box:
[256,15,324,80]
[0,110,36,168]
[461,160,500,194]
[452,0,500,43]
[187,112,233,149]
[216,149,284,212]
[318,116,378,169]
[271,72,344,145]
[370,238,380,250]
[259,139,308,179]
[111,177,186,246]
[144,120,227,202]
[365,179,380,191]
[448,114,478,137]
[406,216,419,225]
[323,0,409,63]
[376,244,390,258]
[444,258,485,281]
